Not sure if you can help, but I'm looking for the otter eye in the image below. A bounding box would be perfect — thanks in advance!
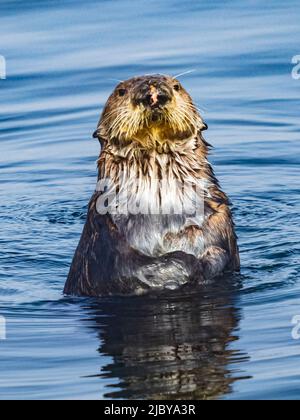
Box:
[174,84,181,92]
[118,88,127,97]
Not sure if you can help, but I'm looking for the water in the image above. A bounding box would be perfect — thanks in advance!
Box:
[0,0,300,400]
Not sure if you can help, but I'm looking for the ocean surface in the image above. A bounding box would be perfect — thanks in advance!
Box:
[0,0,300,400]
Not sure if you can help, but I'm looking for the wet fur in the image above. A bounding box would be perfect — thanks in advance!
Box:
[65,75,240,296]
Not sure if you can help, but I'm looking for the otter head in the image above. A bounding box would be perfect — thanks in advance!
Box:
[94,74,207,146]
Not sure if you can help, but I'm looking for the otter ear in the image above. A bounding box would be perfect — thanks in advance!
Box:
[201,122,208,131]
[93,130,105,147]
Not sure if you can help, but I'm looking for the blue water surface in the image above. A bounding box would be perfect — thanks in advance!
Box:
[0,0,300,400]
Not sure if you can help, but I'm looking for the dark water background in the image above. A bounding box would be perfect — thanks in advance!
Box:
[0,0,300,400]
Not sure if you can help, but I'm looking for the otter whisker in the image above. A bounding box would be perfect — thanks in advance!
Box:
[116,110,139,139]
[186,102,207,115]
[178,102,201,124]
[169,106,197,134]
[108,111,129,134]
[172,69,197,79]
[192,101,209,112]
[107,78,125,83]
[101,108,128,129]
[101,107,126,121]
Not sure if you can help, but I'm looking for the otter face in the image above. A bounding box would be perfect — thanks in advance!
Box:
[95,75,207,144]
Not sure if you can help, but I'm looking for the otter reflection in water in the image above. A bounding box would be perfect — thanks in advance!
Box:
[85,282,249,400]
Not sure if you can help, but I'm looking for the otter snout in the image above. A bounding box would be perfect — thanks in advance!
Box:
[132,80,172,109]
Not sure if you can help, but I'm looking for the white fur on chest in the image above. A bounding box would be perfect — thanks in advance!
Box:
[124,152,209,217]
[98,138,212,257]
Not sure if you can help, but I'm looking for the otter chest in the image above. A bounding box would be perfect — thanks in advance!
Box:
[105,151,211,257]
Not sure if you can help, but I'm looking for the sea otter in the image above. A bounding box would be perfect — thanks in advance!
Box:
[64,74,240,297]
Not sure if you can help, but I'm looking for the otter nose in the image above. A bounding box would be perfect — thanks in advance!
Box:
[136,84,171,108]
[148,85,170,107]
